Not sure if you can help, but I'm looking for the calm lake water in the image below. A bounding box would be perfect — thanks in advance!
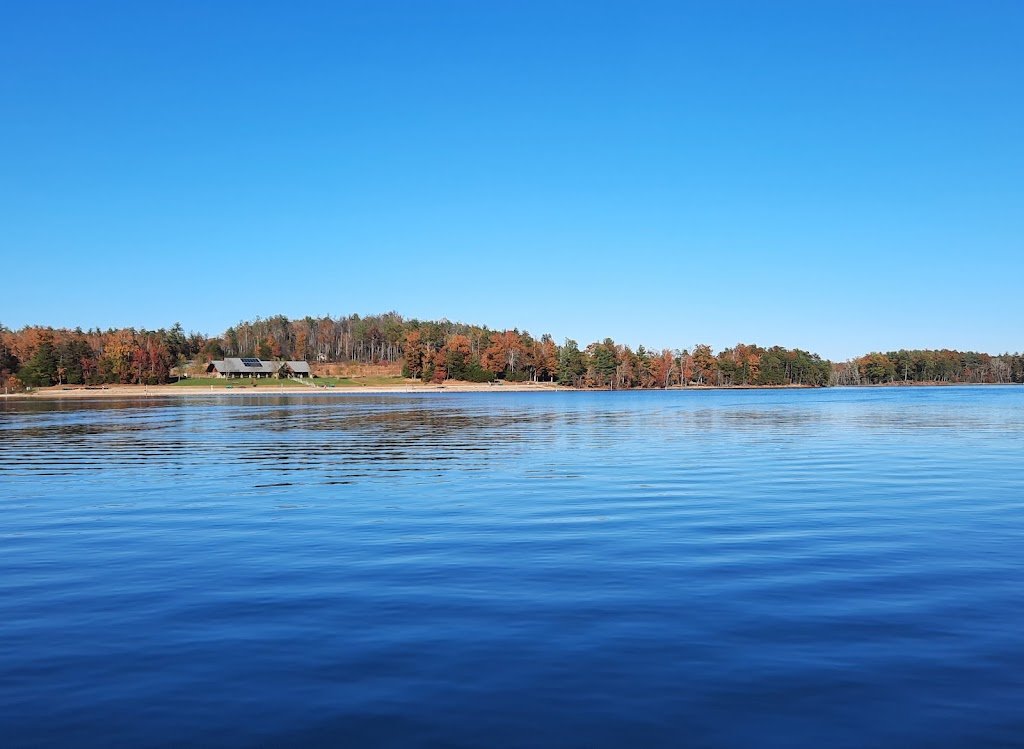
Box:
[2,387,1023,748]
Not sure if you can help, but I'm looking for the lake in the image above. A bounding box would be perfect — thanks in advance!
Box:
[2,387,1023,748]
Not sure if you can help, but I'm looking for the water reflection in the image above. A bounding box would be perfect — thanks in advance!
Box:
[3,389,1024,747]
[4,390,1024,484]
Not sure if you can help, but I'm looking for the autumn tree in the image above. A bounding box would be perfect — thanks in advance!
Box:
[202,338,225,361]
[678,349,693,386]
[652,349,675,388]
[617,346,639,388]
[100,331,136,384]
[293,328,309,362]
[0,336,19,380]
[402,331,426,379]
[691,344,716,385]
[536,335,559,382]
[482,331,526,380]
[442,335,473,380]
[718,343,762,386]
[858,353,896,384]
[427,348,447,383]
[17,312,1023,391]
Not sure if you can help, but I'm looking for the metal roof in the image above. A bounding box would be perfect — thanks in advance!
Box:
[208,358,310,375]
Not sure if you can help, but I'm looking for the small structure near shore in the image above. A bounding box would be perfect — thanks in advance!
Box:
[206,358,311,379]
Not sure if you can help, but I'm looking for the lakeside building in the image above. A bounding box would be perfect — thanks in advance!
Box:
[206,358,311,379]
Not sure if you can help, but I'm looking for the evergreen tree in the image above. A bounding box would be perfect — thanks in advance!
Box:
[589,339,619,387]
[557,339,585,386]
[0,338,19,378]
[20,337,58,386]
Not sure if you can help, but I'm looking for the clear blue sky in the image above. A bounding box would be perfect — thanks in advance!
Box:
[2,1,1021,359]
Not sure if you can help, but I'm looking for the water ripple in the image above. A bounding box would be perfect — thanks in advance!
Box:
[2,387,1024,748]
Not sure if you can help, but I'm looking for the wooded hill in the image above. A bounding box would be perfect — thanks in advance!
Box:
[2,313,1022,389]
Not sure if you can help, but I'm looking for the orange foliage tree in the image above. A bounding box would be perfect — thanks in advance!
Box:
[482,331,526,379]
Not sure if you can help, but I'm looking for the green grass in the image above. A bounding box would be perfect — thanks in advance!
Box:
[171,377,308,387]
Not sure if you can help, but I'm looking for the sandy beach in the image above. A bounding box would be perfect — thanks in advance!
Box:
[0,381,860,400]
[1,381,572,399]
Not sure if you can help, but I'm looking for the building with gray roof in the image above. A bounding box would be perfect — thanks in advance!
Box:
[206,358,311,378]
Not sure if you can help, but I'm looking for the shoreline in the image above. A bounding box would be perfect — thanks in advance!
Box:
[2,381,1016,400]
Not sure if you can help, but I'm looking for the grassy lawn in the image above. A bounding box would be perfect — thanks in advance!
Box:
[171,377,308,387]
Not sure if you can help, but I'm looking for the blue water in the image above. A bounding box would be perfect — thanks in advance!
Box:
[2,387,1024,748]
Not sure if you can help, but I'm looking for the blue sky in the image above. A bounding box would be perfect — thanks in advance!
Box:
[2,1,1021,359]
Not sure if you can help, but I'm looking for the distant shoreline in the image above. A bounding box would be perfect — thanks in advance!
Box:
[2,380,1016,400]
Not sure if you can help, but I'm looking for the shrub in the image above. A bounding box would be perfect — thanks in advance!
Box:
[4,375,26,393]
[463,364,496,383]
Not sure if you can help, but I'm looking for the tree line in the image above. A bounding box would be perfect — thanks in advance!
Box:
[2,313,1021,390]
[0,324,209,389]
[833,349,1024,385]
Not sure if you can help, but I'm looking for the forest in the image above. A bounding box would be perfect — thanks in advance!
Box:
[2,313,1022,391]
